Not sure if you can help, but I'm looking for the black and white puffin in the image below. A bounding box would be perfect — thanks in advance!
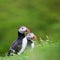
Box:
[7,26,30,56]
[18,33,37,55]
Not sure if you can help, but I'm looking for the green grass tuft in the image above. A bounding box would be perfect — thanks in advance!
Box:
[0,42,60,60]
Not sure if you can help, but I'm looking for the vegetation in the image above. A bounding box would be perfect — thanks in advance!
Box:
[0,0,60,60]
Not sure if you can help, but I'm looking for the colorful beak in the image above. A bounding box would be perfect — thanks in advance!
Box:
[25,28,30,33]
[33,35,37,40]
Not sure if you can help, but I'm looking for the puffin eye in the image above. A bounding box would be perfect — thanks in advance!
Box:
[22,27,24,29]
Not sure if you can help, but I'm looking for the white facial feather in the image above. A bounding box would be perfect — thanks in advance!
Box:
[26,33,35,40]
[18,26,27,33]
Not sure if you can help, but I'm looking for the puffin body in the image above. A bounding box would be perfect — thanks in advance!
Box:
[7,26,30,56]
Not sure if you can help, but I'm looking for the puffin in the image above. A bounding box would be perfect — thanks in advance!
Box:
[7,26,30,56]
[18,33,37,55]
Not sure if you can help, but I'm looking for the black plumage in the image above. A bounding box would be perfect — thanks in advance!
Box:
[7,32,25,56]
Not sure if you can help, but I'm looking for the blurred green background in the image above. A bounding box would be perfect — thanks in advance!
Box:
[0,0,60,59]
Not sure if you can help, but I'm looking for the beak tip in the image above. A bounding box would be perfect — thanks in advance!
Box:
[33,35,37,40]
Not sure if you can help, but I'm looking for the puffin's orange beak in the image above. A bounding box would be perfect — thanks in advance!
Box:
[33,35,37,40]
[25,28,30,33]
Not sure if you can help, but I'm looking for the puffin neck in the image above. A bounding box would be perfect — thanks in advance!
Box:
[18,32,25,39]
[26,37,31,41]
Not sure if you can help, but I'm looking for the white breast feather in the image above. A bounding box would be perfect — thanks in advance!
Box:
[18,37,27,55]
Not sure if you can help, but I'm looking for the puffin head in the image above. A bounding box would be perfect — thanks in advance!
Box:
[26,33,37,40]
[18,26,30,34]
